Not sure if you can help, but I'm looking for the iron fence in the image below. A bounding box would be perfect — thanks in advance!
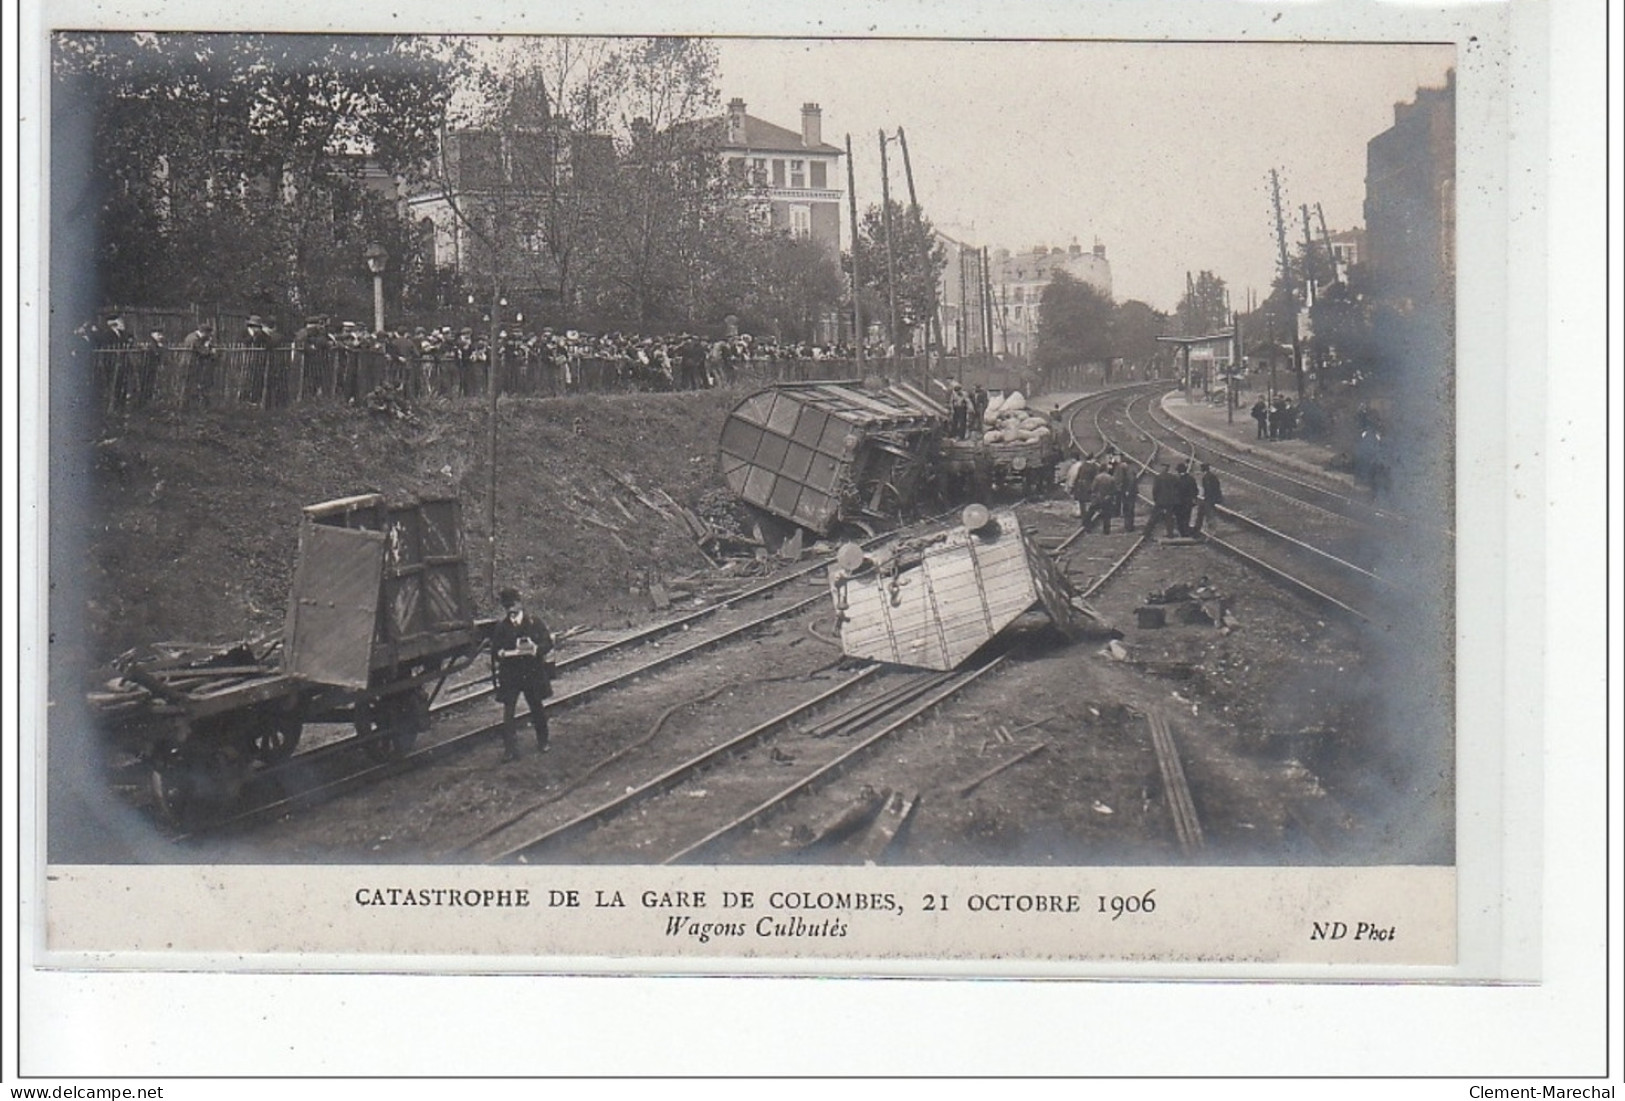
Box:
[83,344,943,414]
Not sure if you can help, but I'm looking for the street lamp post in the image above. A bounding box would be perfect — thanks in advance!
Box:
[364,243,389,335]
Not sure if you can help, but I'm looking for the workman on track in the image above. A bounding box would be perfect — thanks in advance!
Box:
[491,587,555,762]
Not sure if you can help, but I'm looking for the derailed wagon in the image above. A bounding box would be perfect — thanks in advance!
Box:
[828,504,1115,671]
[717,380,947,537]
[87,493,491,820]
[938,391,1064,498]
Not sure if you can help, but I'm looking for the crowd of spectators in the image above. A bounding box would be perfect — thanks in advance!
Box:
[80,310,869,413]
[1248,392,1333,442]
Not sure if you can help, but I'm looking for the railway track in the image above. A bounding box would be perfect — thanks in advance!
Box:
[173,384,1223,858]
[1070,387,1393,624]
[463,657,1007,865]
[167,510,981,839]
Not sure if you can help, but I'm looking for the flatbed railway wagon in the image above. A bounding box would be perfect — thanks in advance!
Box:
[828,504,1111,671]
[87,493,491,820]
[717,379,947,537]
[938,396,1064,498]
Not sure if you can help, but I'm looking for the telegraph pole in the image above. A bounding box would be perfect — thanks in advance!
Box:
[896,127,943,383]
[878,130,900,370]
[1302,204,1317,398]
[981,246,996,371]
[1315,203,1340,284]
[1229,311,1241,424]
[845,134,866,374]
[1268,168,1300,401]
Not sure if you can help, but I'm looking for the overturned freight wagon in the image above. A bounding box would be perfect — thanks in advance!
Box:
[829,505,1113,671]
[717,380,947,536]
[88,493,490,820]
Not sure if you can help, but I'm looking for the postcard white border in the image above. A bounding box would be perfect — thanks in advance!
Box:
[7,0,1615,1081]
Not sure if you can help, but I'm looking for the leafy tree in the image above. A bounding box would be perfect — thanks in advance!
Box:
[1034,270,1115,378]
[853,199,947,351]
[1111,298,1172,375]
[426,39,625,325]
[726,232,844,342]
[595,37,725,330]
[1174,269,1230,337]
[53,33,457,320]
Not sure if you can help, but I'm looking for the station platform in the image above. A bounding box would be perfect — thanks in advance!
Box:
[1157,390,1360,492]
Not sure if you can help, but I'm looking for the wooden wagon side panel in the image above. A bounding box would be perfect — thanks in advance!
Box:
[718,388,855,534]
[283,524,387,688]
[836,515,1038,670]
[418,498,474,632]
[1023,525,1084,637]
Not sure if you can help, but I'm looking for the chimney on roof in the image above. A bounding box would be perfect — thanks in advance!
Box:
[1069,238,1082,257]
[727,98,746,144]
[1093,239,1106,259]
[801,103,822,148]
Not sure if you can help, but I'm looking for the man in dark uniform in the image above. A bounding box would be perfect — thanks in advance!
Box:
[180,321,217,408]
[971,384,990,431]
[948,383,969,439]
[490,587,554,761]
[1071,450,1101,522]
[1115,455,1139,532]
[93,313,137,411]
[1174,462,1200,536]
[678,335,708,391]
[294,316,332,399]
[1086,462,1119,534]
[1193,462,1224,534]
[1147,462,1180,537]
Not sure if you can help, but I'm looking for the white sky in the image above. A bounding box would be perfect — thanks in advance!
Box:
[715,38,1455,312]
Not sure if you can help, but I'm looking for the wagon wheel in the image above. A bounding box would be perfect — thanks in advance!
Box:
[356,688,429,762]
[148,759,194,827]
[149,741,249,826]
[248,710,303,765]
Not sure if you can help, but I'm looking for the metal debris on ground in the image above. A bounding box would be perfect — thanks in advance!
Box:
[957,743,1048,797]
[1136,577,1229,629]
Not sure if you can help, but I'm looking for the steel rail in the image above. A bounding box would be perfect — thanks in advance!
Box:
[478,665,888,862]
[176,588,838,839]
[1133,398,1371,528]
[1201,531,1371,624]
[1143,397,1364,509]
[1140,393,1455,540]
[1093,392,1377,623]
[174,509,984,836]
[663,656,1009,865]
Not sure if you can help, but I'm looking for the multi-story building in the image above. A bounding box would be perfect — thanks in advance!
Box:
[1363,69,1454,313]
[405,76,617,299]
[988,240,1112,358]
[717,98,844,259]
[933,231,989,356]
[1324,226,1366,279]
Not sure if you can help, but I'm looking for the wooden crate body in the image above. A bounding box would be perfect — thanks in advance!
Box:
[831,509,1085,670]
[284,494,477,688]
[718,381,946,534]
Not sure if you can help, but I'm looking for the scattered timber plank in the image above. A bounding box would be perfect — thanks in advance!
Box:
[1146,710,1205,854]
[678,507,711,539]
[574,512,623,534]
[856,790,919,864]
[601,468,671,516]
[957,743,1048,797]
[793,785,890,851]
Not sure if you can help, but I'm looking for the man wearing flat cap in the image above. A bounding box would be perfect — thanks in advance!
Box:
[490,587,554,761]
